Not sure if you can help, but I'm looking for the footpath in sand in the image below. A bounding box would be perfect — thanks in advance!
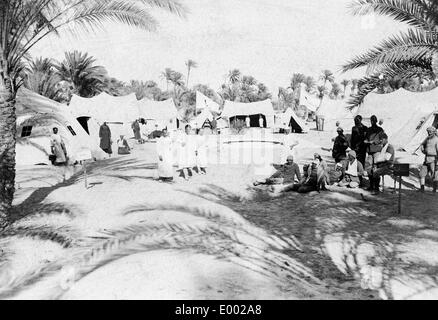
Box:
[0,134,437,300]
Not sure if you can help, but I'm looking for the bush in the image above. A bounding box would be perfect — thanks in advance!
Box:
[230,119,247,135]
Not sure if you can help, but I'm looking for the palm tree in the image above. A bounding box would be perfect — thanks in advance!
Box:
[24,57,63,101]
[320,70,335,86]
[228,69,241,85]
[316,85,328,105]
[342,0,438,107]
[242,75,257,86]
[160,68,175,92]
[185,59,198,88]
[0,0,187,227]
[340,79,351,96]
[330,83,342,99]
[290,73,306,90]
[169,71,185,96]
[303,76,316,93]
[56,51,108,98]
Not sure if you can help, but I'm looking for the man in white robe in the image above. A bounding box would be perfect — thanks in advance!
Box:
[157,128,174,182]
[50,127,67,165]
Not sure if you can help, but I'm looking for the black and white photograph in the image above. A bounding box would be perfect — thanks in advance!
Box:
[0,0,438,302]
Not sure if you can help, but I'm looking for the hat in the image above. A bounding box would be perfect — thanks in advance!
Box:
[337,127,344,132]
[427,126,437,133]
[348,150,357,158]
[335,163,343,168]
[286,155,294,162]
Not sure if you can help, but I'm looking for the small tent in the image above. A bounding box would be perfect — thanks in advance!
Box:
[190,108,214,129]
[278,107,309,133]
[221,99,275,128]
[16,89,104,166]
[299,88,319,113]
[196,91,220,114]
[136,98,178,131]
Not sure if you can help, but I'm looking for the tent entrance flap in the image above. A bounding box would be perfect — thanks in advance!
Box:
[288,116,303,133]
[77,116,91,135]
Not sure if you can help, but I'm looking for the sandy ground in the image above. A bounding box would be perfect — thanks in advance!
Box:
[0,131,437,300]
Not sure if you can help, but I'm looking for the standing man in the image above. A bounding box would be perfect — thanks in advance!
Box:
[419,126,438,192]
[259,115,264,128]
[50,127,68,165]
[131,119,141,143]
[332,127,349,163]
[350,115,368,167]
[245,116,251,128]
[364,115,385,191]
[211,116,217,134]
[99,122,112,157]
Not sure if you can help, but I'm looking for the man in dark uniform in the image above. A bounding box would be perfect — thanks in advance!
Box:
[364,115,385,191]
[350,115,368,167]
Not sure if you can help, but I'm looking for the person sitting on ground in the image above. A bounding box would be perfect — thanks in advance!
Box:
[149,124,164,139]
[419,126,438,193]
[314,153,329,190]
[338,150,365,188]
[368,133,395,194]
[289,160,320,193]
[117,135,131,155]
[332,127,349,163]
[328,162,345,185]
[253,155,301,192]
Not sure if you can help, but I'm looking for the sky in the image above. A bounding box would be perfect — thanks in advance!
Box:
[32,0,403,95]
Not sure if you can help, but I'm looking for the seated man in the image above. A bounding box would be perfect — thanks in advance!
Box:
[117,135,131,155]
[253,155,301,192]
[314,153,329,190]
[368,133,395,194]
[338,150,364,188]
[289,160,320,193]
[328,162,345,185]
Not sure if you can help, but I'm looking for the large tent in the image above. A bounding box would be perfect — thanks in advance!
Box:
[68,92,139,123]
[16,89,105,166]
[196,91,220,114]
[358,88,438,152]
[299,89,319,113]
[221,99,275,128]
[277,107,309,133]
[135,98,178,131]
[68,92,140,142]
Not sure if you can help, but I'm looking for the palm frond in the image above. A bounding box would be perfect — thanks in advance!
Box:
[348,0,437,30]
[136,0,188,17]
[342,29,438,73]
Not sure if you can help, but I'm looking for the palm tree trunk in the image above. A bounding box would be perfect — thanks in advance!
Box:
[0,60,17,228]
[186,68,190,88]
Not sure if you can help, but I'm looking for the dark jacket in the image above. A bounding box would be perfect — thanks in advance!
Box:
[350,124,368,154]
[332,134,348,161]
[365,125,384,154]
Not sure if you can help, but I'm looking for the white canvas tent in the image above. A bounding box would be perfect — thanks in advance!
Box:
[190,108,214,129]
[221,99,275,128]
[196,91,220,113]
[316,98,356,132]
[135,98,178,131]
[277,107,309,133]
[358,88,438,152]
[68,92,139,123]
[16,89,105,166]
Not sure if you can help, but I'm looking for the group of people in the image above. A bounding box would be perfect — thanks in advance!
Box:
[255,113,437,195]
[156,124,209,182]
[329,115,395,193]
